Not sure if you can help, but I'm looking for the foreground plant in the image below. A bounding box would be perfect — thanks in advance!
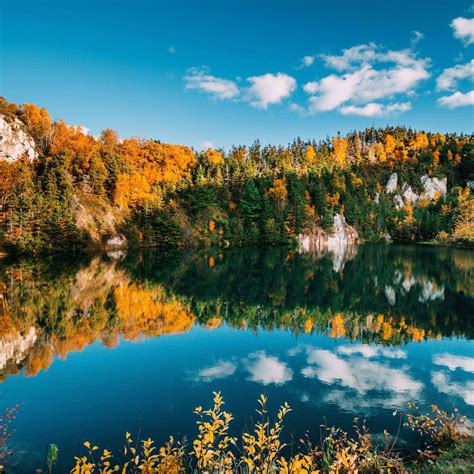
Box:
[71,393,472,473]
[405,403,472,465]
[72,435,185,474]
[47,443,59,474]
[0,405,21,468]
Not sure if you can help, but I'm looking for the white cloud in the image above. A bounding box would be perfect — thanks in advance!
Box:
[184,67,239,100]
[340,102,411,117]
[321,43,379,71]
[195,360,237,382]
[245,351,293,385]
[300,348,422,396]
[301,55,315,67]
[288,102,307,115]
[438,90,474,108]
[432,371,474,405]
[304,44,429,115]
[437,60,474,90]
[451,17,474,46]
[433,354,474,373]
[411,31,424,46]
[306,64,428,112]
[75,125,90,135]
[168,46,176,54]
[338,344,407,359]
[200,141,215,150]
[320,43,424,71]
[246,73,297,109]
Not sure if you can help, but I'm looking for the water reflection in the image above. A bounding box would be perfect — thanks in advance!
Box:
[0,244,472,382]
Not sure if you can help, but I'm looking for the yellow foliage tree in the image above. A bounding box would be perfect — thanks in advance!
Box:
[205,149,224,166]
[114,172,155,209]
[331,137,348,168]
[305,145,316,164]
[413,132,429,151]
[20,103,52,147]
[384,134,396,157]
[267,178,288,210]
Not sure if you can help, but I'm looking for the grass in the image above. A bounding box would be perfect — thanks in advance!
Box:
[420,438,474,473]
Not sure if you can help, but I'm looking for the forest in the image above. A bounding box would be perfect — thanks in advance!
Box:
[0,97,473,255]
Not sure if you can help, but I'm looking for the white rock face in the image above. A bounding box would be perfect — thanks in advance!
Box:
[386,173,398,193]
[394,194,404,209]
[298,214,358,272]
[0,114,37,162]
[389,175,447,209]
[421,176,447,199]
[402,185,419,204]
[327,214,357,250]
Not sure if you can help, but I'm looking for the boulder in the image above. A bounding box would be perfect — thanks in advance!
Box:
[0,114,37,162]
[106,234,127,248]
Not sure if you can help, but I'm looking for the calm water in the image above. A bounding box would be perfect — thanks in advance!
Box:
[0,244,473,472]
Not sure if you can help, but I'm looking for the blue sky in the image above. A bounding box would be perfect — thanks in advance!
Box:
[1,0,473,149]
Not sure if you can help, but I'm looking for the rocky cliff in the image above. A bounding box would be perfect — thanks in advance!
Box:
[385,172,447,209]
[0,114,37,162]
[298,214,359,253]
[297,214,359,271]
[0,112,128,251]
[298,214,358,272]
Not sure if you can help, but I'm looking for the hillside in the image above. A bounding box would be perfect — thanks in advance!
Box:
[0,97,473,255]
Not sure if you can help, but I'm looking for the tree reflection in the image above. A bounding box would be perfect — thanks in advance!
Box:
[0,244,472,380]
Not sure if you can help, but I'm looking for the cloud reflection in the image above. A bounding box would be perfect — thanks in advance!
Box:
[299,347,422,400]
[433,353,474,373]
[431,371,474,405]
[337,344,406,359]
[245,351,293,386]
[194,359,237,382]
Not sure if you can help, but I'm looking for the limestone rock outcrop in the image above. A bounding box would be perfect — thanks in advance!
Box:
[385,173,447,209]
[421,176,447,199]
[402,185,418,205]
[386,173,398,193]
[298,213,358,254]
[0,114,37,162]
[298,214,358,272]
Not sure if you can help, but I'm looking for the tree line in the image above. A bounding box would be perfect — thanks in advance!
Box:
[0,97,473,254]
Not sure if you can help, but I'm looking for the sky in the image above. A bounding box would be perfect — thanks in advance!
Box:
[1,0,473,150]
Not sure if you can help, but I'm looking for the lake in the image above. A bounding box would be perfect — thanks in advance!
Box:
[0,244,473,472]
